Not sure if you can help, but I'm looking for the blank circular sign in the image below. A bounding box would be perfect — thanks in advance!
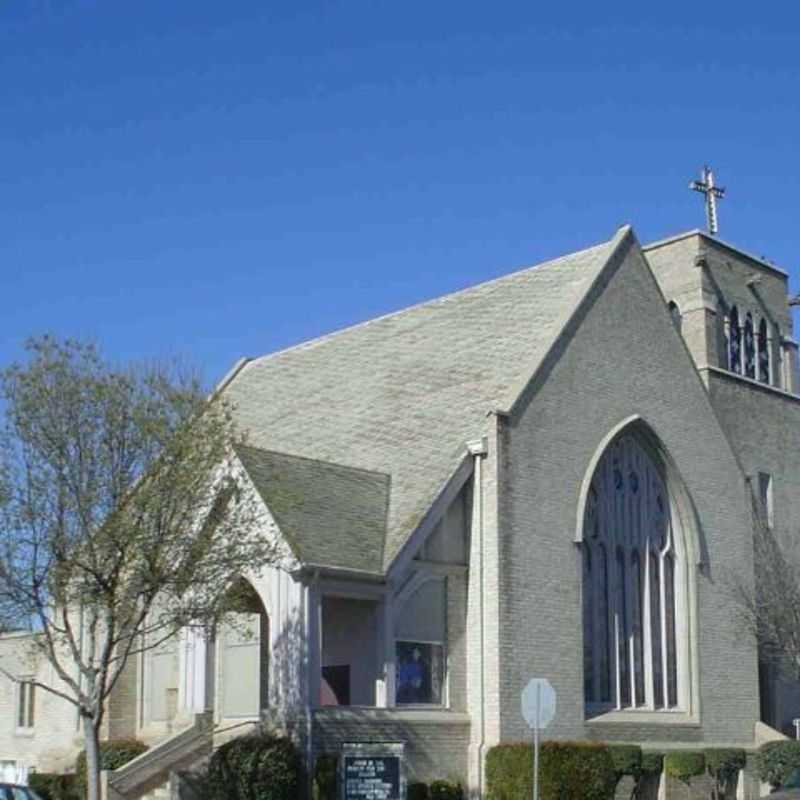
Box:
[521,678,556,730]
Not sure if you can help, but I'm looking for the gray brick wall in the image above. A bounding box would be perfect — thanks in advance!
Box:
[493,238,760,746]
[312,710,470,785]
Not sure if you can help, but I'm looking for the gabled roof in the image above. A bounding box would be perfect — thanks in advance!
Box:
[235,443,390,573]
[225,226,630,572]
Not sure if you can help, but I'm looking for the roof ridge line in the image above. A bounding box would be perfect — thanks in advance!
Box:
[226,235,619,383]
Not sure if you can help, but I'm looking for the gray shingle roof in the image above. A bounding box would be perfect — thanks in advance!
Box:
[226,228,627,572]
[235,444,390,573]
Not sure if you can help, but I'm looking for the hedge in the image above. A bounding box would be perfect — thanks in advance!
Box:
[663,751,705,782]
[486,741,616,800]
[28,773,79,800]
[429,780,463,800]
[408,784,429,800]
[757,740,800,787]
[640,752,664,775]
[312,755,337,800]
[76,739,148,799]
[607,745,642,778]
[704,748,746,800]
[206,734,302,800]
[704,748,746,781]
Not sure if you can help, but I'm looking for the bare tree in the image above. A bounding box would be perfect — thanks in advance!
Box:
[729,488,800,683]
[0,337,277,800]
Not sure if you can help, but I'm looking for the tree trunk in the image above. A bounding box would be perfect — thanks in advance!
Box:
[82,714,102,800]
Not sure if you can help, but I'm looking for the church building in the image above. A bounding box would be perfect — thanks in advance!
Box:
[2,221,800,797]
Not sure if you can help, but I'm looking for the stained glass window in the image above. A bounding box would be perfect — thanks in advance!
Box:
[394,578,447,706]
[582,434,682,714]
[729,306,741,373]
[744,313,756,378]
[759,317,770,384]
[395,642,444,705]
[583,547,594,700]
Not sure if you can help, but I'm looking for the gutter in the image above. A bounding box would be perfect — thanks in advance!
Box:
[292,564,387,584]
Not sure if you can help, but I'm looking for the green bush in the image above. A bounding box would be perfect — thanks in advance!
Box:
[206,734,302,800]
[640,751,663,775]
[664,751,705,782]
[408,784,430,800]
[607,745,642,778]
[486,741,616,800]
[757,740,800,787]
[705,749,746,800]
[704,748,746,781]
[429,780,463,800]
[312,755,337,800]
[28,773,79,800]
[76,739,148,799]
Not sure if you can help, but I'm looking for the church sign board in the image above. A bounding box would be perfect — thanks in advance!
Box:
[341,742,406,800]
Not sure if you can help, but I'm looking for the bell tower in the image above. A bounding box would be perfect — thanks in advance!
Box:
[643,231,799,394]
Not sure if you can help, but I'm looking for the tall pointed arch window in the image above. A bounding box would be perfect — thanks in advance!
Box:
[728,306,741,374]
[582,433,686,714]
[744,312,756,379]
[758,317,771,384]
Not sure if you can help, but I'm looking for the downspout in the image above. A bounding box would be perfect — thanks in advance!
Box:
[467,437,488,793]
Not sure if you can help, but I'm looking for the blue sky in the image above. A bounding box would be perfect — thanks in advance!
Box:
[2,1,799,385]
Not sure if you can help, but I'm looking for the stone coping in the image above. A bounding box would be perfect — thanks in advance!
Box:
[703,365,800,404]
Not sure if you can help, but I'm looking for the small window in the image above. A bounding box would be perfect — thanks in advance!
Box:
[668,301,682,332]
[758,472,774,529]
[394,578,447,705]
[17,680,35,730]
[395,641,444,705]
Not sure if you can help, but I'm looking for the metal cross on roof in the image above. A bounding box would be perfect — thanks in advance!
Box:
[689,165,726,236]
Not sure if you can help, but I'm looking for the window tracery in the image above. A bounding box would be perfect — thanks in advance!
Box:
[582,435,682,713]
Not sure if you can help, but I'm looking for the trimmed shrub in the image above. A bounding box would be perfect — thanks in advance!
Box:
[486,741,616,800]
[312,755,338,800]
[28,773,79,800]
[607,745,642,778]
[705,748,746,800]
[664,751,705,782]
[640,751,663,775]
[408,784,430,800]
[206,734,302,800]
[429,780,463,800]
[76,739,148,799]
[757,740,800,787]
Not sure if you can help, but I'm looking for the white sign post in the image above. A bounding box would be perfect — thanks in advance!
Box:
[794,718,800,741]
[521,678,556,800]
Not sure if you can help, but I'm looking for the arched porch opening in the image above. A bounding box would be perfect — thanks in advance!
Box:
[218,577,270,718]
